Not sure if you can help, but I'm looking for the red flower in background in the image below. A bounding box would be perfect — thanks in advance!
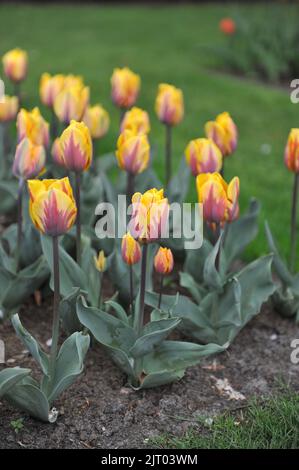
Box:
[219,18,236,35]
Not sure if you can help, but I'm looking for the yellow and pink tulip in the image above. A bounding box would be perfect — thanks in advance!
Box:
[116,129,150,175]
[154,247,174,275]
[2,48,28,83]
[17,107,49,147]
[121,232,141,265]
[185,138,222,176]
[13,138,46,180]
[155,83,184,127]
[54,85,89,124]
[83,104,110,140]
[0,95,18,122]
[59,120,93,172]
[111,67,140,109]
[121,107,150,135]
[205,112,237,157]
[39,73,65,108]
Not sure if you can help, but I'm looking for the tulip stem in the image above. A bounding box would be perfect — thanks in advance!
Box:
[137,244,148,336]
[119,108,126,129]
[75,172,81,266]
[290,173,299,272]
[14,82,21,108]
[15,178,24,272]
[129,264,134,315]
[48,235,61,396]
[50,108,58,140]
[126,172,135,202]
[220,159,225,178]
[98,272,103,309]
[158,274,164,309]
[165,124,172,186]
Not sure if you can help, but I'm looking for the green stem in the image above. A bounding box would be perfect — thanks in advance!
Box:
[165,124,172,186]
[50,108,58,141]
[48,236,60,394]
[14,82,21,108]
[126,171,135,202]
[98,272,103,309]
[137,244,148,336]
[75,172,81,266]
[119,108,126,129]
[290,173,299,272]
[158,274,164,309]
[220,158,225,179]
[15,178,24,271]
[129,264,134,315]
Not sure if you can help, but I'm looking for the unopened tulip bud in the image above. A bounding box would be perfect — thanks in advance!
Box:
[284,129,299,173]
[154,247,174,275]
[83,105,110,139]
[59,120,93,172]
[121,107,150,135]
[39,73,65,108]
[13,138,46,180]
[0,95,18,122]
[94,250,107,272]
[205,112,237,157]
[121,232,141,265]
[116,129,150,175]
[2,48,28,83]
[17,107,49,147]
[111,67,140,109]
[54,85,89,124]
[155,83,184,126]
[185,138,222,176]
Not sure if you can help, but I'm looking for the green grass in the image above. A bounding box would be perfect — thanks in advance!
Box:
[152,391,299,449]
[0,2,298,260]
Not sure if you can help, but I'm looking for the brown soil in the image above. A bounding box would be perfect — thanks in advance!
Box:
[0,285,299,449]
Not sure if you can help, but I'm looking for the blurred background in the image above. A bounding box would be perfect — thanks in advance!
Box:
[1,0,299,259]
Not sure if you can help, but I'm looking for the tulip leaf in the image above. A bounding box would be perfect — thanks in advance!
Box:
[0,367,31,398]
[105,299,129,324]
[184,238,213,284]
[60,287,83,335]
[11,314,49,375]
[265,221,293,286]
[179,271,204,304]
[203,233,224,290]
[81,243,100,307]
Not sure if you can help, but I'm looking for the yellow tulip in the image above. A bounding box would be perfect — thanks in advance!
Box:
[196,173,240,226]
[111,67,140,109]
[59,120,93,172]
[284,129,299,173]
[27,177,77,236]
[83,104,110,139]
[129,188,169,242]
[94,250,107,272]
[54,85,89,124]
[0,95,18,122]
[121,232,141,265]
[17,107,49,147]
[121,107,150,135]
[39,73,65,108]
[205,112,237,157]
[155,83,184,126]
[2,48,28,82]
[154,247,174,275]
[185,138,222,176]
[116,129,150,175]
[13,138,46,180]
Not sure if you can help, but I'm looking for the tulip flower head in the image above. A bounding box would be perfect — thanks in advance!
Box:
[121,232,141,265]
[154,247,174,275]
[17,107,49,147]
[0,95,18,122]
[121,107,150,135]
[219,18,236,35]
[59,120,93,172]
[54,85,89,124]
[39,73,65,108]
[155,83,184,127]
[196,173,240,226]
[13,138,46,180]
[2,48,28,83]
[284,129,299,173]
[83,104,110,139]
[94,250,107,273]
[185,138,223,176]
[111,67,140,109]
[129,188,169,242]
[27,177,77,237]
[116,129,150,175]
[205,112,237,157]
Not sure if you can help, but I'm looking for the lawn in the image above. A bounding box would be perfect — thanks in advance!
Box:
[0,2,298,261]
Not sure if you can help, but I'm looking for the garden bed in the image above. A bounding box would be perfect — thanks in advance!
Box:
[1,293,298,449]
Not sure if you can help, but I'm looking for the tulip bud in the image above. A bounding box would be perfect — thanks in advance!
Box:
[51,138,64,167]
[116,129,150,175]
[54,85,89,124]
[196,173,240,225]
[121,107,150,135]
[83,105,110,139]
[205,112,237,157]
[111,67,140,109]
[27,177,77,236]
[155,83,184,126]
[94,250,107,272]
[121,232,141,265]
[284,129,299,173]
[59,120,93,172]
[2,48,28,83]
[13,138,46,180]
[39,73,65,108]
[17,107,49,147]
[185,138,223,176]
[129,188,169,242]
[219,18,236,35]
[154,247,174,275]
[0,95,18,122]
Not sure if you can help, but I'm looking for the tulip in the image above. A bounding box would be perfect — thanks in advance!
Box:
[17,107,49,147]
[185,138,223,176]
[219,18,236,35]
[59,120,92,265]
[2,48,28,83]
[39,73,65,108]
[111,67,140,111]
[83,104,110,140]
[196,173,240,227]
[130,188,169,243]
[13,138,46,180]
[155,83,184,185]
[51,138,64,167]
[0,95,18,122]
[154,246,174,308]
[121,107,150,135]
[54,85,89,124]
[27,177,77,392]
[94,250,107,273]
[121,232,141,265]
[284,129,299,271]
[205,112,237,158]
